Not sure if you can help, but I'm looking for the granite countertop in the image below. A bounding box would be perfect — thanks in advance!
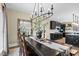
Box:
[66,34,79,35]
[66,31,79,35]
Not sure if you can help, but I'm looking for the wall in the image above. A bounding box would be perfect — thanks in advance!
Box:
[6,8,31,47]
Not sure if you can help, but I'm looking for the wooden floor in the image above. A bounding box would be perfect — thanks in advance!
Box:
[8,47,19,56]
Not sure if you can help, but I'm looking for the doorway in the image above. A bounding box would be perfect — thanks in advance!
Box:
[17,19,31,37]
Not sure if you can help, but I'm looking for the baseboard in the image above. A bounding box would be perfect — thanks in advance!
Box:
[0,48,3,56]
[9,43,19,48]
[0,49,7,56]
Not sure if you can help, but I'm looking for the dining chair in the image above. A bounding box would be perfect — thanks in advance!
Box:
[17,29,30,56]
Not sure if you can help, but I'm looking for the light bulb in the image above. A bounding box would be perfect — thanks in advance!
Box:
[40,7,43,12]
[35,11,37,16]
[48,9,51,15]
[51,4,53,11]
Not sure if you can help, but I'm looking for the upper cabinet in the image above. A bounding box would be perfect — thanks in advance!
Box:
[50,21,56,29]
[50,21,62,30]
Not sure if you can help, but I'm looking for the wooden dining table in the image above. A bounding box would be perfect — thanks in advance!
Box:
[25,37,71,56]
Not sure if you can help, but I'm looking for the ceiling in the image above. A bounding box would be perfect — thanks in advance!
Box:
[6,3,79,22]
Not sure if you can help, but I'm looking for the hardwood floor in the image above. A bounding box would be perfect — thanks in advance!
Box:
[8,47,19,56]
[8,46,38,56]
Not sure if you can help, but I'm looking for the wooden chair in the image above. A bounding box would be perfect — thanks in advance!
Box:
[17,29,30,56]
[18,29,38,56]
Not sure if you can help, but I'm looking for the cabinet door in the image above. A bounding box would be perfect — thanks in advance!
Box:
[56,22,60,27]
[66,35,79,47]
[50,21,56,29]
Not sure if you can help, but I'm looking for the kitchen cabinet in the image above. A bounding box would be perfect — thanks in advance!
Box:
[50,33,63,40]
[66,34,79,47]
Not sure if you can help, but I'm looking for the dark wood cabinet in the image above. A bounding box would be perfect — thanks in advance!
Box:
[50,33,63,40]
[66,35,79,47]
[50,21,65,40]
[50,21,64,30]
[50,21,56,29]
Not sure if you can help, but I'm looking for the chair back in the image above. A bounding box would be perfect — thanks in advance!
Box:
[17,29,29,56]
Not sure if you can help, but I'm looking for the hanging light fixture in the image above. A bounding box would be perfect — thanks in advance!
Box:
[32,3,54,20]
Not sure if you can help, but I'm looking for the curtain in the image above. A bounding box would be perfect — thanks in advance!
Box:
[0,3,8,55]
[2,4,8,55]
[0,3,4,55]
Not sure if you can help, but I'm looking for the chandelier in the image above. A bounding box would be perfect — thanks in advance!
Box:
[31,3,54,20]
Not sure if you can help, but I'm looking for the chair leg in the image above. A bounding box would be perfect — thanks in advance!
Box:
[23,46,28,56]
[19,47,23,56]
[19,47,21,56]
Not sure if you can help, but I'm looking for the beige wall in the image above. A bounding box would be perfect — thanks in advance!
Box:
[6,8,31,47]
